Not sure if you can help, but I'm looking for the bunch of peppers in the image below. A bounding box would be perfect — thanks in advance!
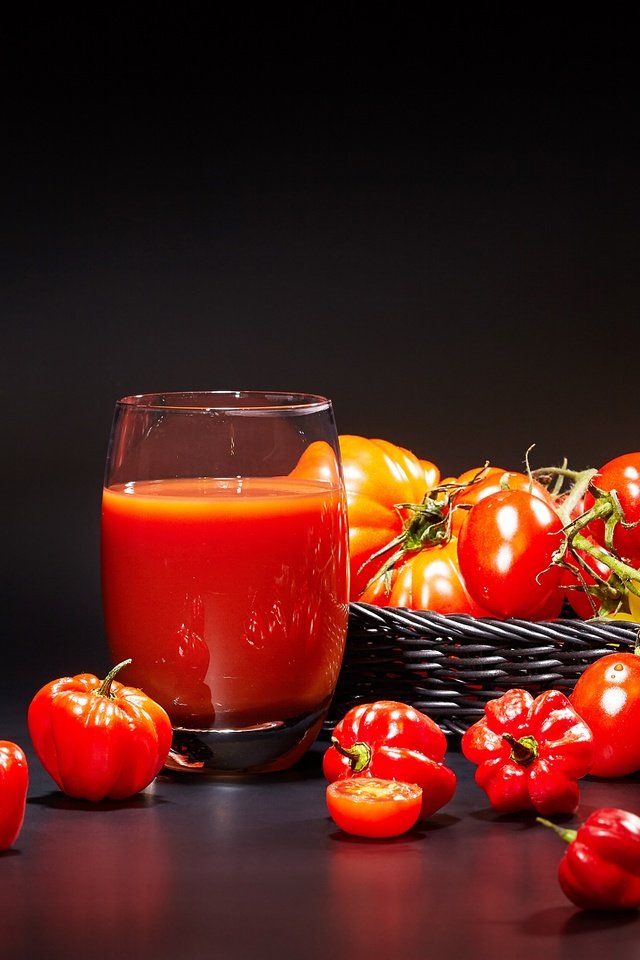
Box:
[322,692,640,912]
[4,661,640,912]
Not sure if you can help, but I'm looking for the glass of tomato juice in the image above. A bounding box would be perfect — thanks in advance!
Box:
[101,391,350,774]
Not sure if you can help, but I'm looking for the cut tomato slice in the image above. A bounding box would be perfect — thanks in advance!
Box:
[326,777,422,838]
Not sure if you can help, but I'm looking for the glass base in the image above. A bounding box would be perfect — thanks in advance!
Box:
[163,705,328,774]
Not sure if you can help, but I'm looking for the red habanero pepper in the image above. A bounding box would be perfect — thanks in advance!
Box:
[461,688,594,816]
[0,741,28,851]
[323,700,456,819]
[28,659,172,802]
[538,808,640,911]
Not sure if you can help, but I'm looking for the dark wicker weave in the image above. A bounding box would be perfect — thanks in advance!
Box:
[326,603,640,736]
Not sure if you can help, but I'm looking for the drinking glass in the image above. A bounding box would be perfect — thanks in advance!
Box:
[101,391,350,773]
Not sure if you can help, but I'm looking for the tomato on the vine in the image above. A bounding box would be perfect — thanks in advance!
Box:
[338,436,439,599]
[583,453,640,562]
[570,643,640,777]
[559,540,614,619]
[450,469,554,535]
[457,488,565,619]
[326,777,423,838]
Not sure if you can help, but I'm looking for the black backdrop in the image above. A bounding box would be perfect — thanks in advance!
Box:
[3,11,639,686]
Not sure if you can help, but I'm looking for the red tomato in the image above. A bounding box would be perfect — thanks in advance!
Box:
[338,436,439,599]
[570,650,640,777]
[383,538,493,616]
[457,489,565,619]
[584,453,640,562]
[326,777,423,838]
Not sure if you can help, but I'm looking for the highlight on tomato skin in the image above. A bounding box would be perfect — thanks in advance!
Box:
[326,777,423,838]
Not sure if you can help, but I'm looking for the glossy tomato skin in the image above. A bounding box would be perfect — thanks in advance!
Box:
[326,778,422,838]
[383,538,493,616]
[339,436,438,599]
[457,489,564,619]
[570,652,640,777]
[584,453,640,562]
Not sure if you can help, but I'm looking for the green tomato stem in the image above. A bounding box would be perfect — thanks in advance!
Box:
[571,532,640,600]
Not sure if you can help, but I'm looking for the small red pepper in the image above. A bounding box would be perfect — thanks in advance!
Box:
[28,659,172,802]
[323,700,456,819]
[461,688,594,815]
[538,808,640,911]
[0,741,28,851]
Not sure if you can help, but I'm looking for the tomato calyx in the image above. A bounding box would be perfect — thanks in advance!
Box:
[330,736,372,773]
[502,732,538,766]
[95,659,133,699]
[359,466,494,595]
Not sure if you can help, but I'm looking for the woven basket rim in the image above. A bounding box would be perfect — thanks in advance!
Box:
[325,603,639,736]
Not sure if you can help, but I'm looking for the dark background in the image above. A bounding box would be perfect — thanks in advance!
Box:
[3,11,639,686]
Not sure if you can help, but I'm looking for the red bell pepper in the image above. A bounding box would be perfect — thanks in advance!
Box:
[323,700,456,819]
[0,741,28,851]
[27,659,172,802]
[538,807,640,911]
[461,688,594,815]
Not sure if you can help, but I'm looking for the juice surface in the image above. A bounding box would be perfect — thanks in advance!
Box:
[101,477,349,729]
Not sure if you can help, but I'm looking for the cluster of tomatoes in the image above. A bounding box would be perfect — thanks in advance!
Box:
[339,437,640,621]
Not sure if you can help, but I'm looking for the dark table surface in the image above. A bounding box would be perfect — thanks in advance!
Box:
[2,685,639,960]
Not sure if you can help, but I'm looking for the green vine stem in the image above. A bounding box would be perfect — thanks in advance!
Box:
[551,489,640,607]
[531,464,640,614]
[359,466,493,593]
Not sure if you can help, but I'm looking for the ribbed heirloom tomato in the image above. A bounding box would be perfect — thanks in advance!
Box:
[338,436,439,598]
[362,537,492,616]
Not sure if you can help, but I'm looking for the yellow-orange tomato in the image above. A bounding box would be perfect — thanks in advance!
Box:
[385,538,493,615]
[339,436,439,599]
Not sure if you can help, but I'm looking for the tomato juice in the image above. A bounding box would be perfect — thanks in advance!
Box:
[101,477,349,737]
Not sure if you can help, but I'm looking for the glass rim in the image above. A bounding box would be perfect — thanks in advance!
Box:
[115,390,333,414]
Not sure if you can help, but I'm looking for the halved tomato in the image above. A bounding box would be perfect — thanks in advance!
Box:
[326,777,423,838]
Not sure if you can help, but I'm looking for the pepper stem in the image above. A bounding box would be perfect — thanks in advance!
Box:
[503,732,538,766]
[536,817,578,844]
[330,737,372,773]
[96,659,133,698]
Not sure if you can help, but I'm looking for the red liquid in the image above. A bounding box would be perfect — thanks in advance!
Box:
[101,477,349,731]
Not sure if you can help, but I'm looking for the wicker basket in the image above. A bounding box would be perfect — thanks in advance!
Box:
[325,603,640,737]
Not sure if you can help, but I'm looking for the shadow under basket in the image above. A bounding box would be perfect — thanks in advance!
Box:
[325,603,640,737]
